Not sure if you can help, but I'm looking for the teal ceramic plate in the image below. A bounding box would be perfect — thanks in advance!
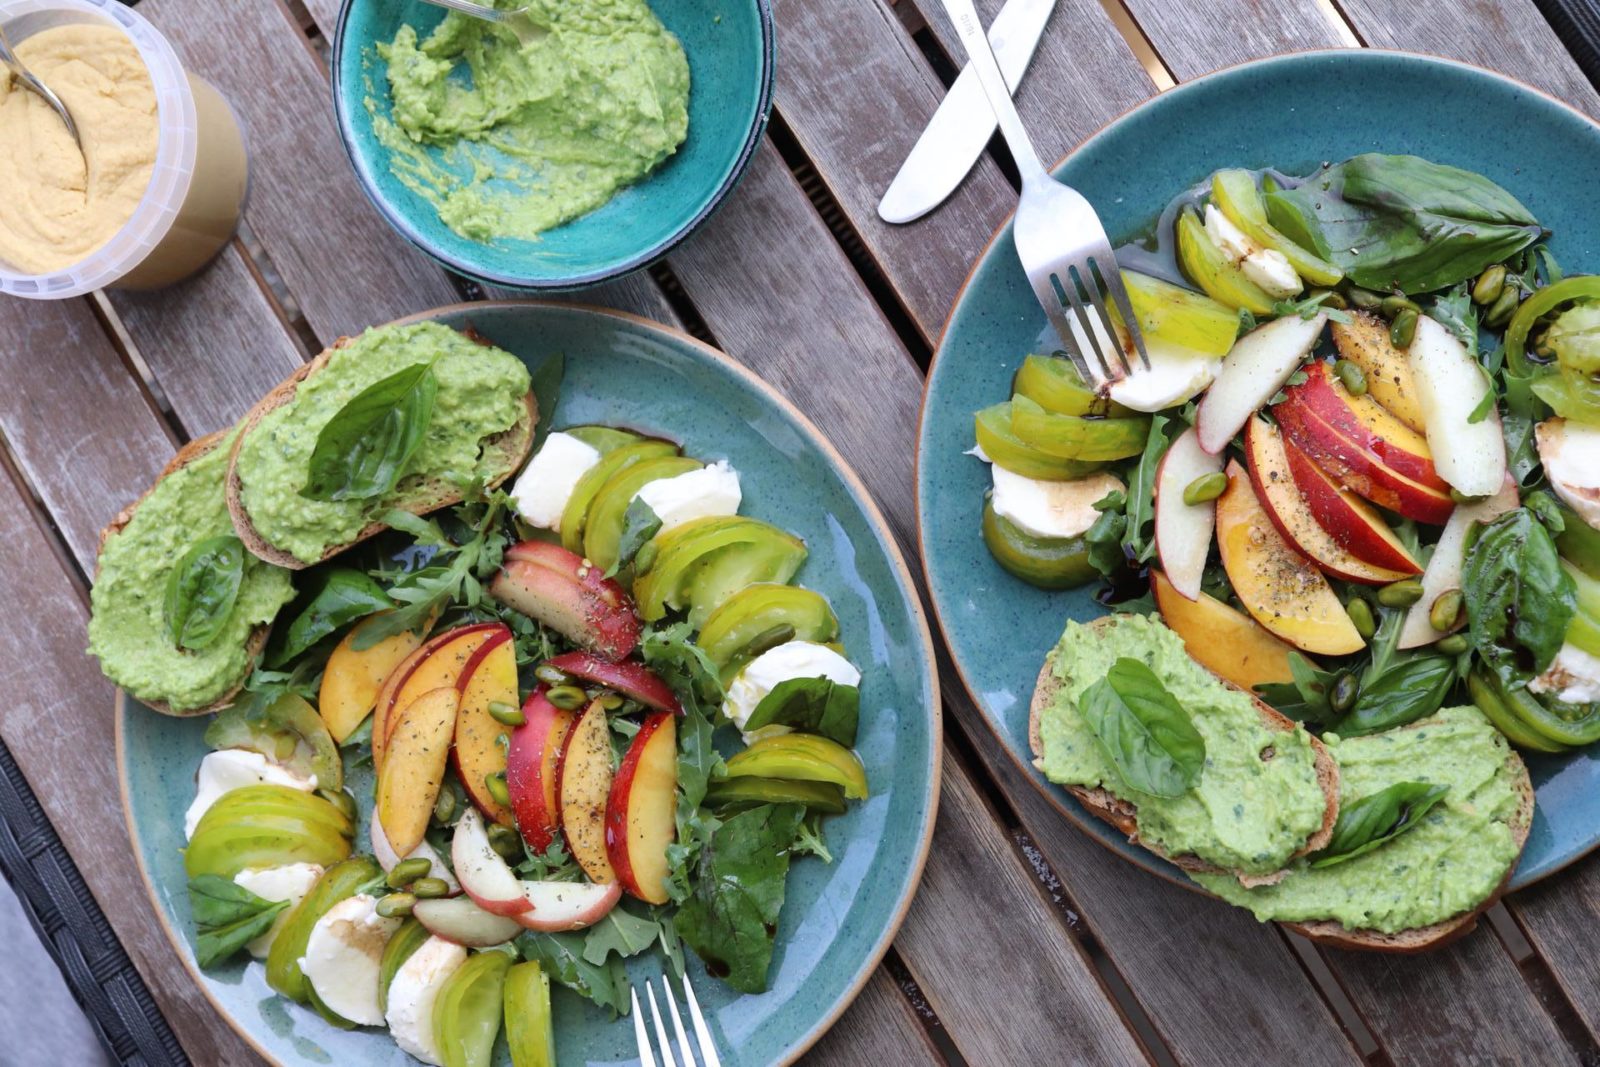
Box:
[330,0,774,290]
[917,50,1600,894]
[120,303,939,1065]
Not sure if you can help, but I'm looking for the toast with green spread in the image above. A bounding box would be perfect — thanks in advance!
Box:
[225,322,536,569]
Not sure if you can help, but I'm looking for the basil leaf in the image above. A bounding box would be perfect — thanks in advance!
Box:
[1084,490,1129,577]
[188,874,289,968]
[1309,781,1450,868]
[267,568,392,666]
[1254,652,1340,725]
[1079,658,1205,798]
[527,352,564,454]
[1265,155,1541,294]
[1124,415,1173,564]
[1463,508,1575,680]
[606,497,662,579]
[302,363,437,502]
[163,535,245,651]
[742,676,859,748]
[1332,655,1455,737]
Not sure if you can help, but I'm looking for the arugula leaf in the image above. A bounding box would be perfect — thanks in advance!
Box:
[640,621,725,710]
[267,569,392,666]
[580,904,661,966]
[519,930,628,1015]
[1078,658,1205,798]
[1463,508,1575,680]
[302,363,437,502]
[676,804,806,994]
[1254,652,1340,725]
[1083,492,1129,577]
[1124,415,1174,565]
[606,497,662,579]
[792,811,833,863]
[1309,781,1449,868]
[164,535,245,651]
[188,875,288,968]
[1272,293,1352,325]
[741,676,859,748]
[1332,655,1455,737]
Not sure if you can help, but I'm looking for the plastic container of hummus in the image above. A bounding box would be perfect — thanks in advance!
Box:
[0,0,248,298]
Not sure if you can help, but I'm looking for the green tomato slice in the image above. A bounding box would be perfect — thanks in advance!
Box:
[265,856,382,1003]
[1210,169,1343,287]
[981,500,1097,590]
[560,439,679,553]
[434,950,513,1067]
[705,776,848,814]
[1175,208,1277,315]
[1013,354,1130,416]
[973,404,1105,480]
[634,517,804,622]
[1466,671,1567,753]
[1008,395,1149,462]
[1557,505,1600,579]
[561,425,641,454]
[378,918,430,1016]
[1117,269,1243,356]
[582,454,702,572]
[696,583,839,682]
[724,733,868,799]
[504,961,557,1067]
[184,814,353,880]
[194,784,353,841]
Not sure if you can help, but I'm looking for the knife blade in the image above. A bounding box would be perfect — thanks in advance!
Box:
[878,0,1057,224]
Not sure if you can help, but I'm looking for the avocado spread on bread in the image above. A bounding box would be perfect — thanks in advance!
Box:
[89,430,294,712]
[1193,706,1522,933]
[1038,614,1328,875]
[232,322,531,564]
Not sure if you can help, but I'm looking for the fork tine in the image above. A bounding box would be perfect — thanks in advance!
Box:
[659,977,696,1067]
[1099,260,1152,371]
[1060,268,1116,382]
[1027,272,1095,385]
[682,975,723,1067]
[1081,258,1134,380]
[632,987,659,1067]
[646,980,681,1067]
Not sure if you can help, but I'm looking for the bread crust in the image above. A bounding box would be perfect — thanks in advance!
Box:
[95,430,268,718]
[224,327,537,569]
[1029,617,1339,886]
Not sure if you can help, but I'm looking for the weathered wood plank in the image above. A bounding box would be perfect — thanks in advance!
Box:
[136,0,460,343]
[0,298,173,570]
[0,480,262,1066]
[895,748,1147,1063]
[802,967,944,1066]
[483,272,683,330]
[1513,852,1600,1036]
[1119,0,1343,76]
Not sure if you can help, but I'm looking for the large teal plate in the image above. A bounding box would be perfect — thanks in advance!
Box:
[917,50,1600,894]
[120,302,939,1065]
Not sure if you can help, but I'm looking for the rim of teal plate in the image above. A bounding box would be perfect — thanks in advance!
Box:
[119,300,942,1066]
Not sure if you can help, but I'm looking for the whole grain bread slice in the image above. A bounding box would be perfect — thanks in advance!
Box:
[225,327,537,569]
[1029,616,1340,887]
[96,430,268,717]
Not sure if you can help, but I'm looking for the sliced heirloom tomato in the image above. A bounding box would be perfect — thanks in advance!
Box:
[560,439,679,553]
[1013,354,1130,416]
[634,516,806,624]
[504,961,557,1067]
[697,583,840,683]
[1008,395,1150,462]
[1210,169,1343,286]
[974,403,1105,480]
[1175,207,1276,315]
[433,949,513,1067]
[266,855,382,1003]
[981,500,1097,590]
[185,786,353,879]
[582,454,702,572]
[724,733,868,799]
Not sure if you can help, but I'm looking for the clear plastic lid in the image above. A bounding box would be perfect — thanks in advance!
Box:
[0,0,197,298]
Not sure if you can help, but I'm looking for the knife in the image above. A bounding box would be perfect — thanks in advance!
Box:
[877,0,1057,224]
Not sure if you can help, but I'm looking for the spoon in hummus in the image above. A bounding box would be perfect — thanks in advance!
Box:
[0,23,81,150]
[416,0,542,45]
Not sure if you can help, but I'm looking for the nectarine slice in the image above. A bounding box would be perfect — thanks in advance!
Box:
[374,623,503,769]
[605,712,678,905]
[378,687,460,857]
[1215,461,1365,656]
[454,632,519,827]
[507,692,576,854]
[1151,569,1302,690]
[1331,311,1426,433]
[556,699,616,884]
[318,617,425,744]
[1152,425,1223,599]
[1280,435,1421,575]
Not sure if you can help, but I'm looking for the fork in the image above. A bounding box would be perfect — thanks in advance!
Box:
[631,974,722,1067]
[940,0,1149,385]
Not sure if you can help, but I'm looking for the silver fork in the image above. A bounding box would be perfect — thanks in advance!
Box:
[940,0,1149,385]
[631,974,722,1067]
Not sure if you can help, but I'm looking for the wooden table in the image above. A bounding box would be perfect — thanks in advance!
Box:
[8,0,1600,1062]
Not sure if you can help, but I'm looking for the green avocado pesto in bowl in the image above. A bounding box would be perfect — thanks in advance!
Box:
[88,429,295,713]
[1037,615,1328,876]
[331,0,774,290]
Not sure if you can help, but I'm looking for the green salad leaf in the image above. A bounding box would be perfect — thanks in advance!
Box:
[189,874,289,968]
[1463,508,1575,681]
[1310,781,1449,868]
[267,568,393,666]
[607,497,662,578]
[580,904,662,966]
[164,535,245,651]
[302,363,437,502]
[742,676,859,748]
[518,930,628,1016]
[1254,652,1340,725]
[1079,658,1205,798]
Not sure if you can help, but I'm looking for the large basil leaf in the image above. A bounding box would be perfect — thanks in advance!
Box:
[1463,508,1575,681]
[302,363,437,502]
[1310,781,1450,868]
[606,497,662,579]
[1332,655,1456,737]
[1079,658,1205,798]
[1264,155,1541,295]
[742,676,859,747]
[163,535,245,651]
[188,874,289,968]
[267,568,393,666]
[526,352,564,454]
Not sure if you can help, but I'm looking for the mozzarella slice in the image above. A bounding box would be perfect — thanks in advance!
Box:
[1530,643,1600,705]
[1204,204,1301,298]
[300,894,401,1027]
[991,467,1124,541]
[233,863,324,958]
[185,749,317,840]
[385,936,468,1065]
[634,460,741,532]
[509,432,602,532]
[1107,334,1220,413]
[723,641,862,744]
[1537,418,1600,531]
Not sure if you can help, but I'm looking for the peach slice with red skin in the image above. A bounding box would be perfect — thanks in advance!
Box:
[543,652,681,715]
[490,542,640,660]
[1281,433,1422,576]
[1244,416,1415,585]
[1151,569,1303,691]
[1215,460,1365,656]
[377,686,460,857]
[451,808,534,917]
[318,617,425,744]
[506,690,576,854]
[372,622,502,770]
[556,698,616,884]
[513,880,623,933]
[453,631,520,827]
[605,712,678,905]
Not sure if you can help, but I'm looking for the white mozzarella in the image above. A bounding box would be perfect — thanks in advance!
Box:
[723,641,862,744]
[299,894,401,1027]
[1203,204,1301,298]
[634,460,742,532]
[185,749,317,840]
[1107,334,1220,412]
[991,467,1124,541]
[1530,643,1600,705]
[509,432,602,532]
[1537,418,1600,531]
[233,863,324,958]
[385,936,469,1065]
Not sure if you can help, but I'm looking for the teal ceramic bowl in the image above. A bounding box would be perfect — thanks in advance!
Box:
[330,0,774,290]
[917,50,1600,894]
[120,303,939,1065]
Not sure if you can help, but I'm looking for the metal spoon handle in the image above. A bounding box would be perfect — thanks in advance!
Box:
[0,24,81,147]
[414,0,517,24]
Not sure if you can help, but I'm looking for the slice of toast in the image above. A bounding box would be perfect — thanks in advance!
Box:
[225,327,537,569]
[1029,616,1340,886]
[96,430,269,717]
